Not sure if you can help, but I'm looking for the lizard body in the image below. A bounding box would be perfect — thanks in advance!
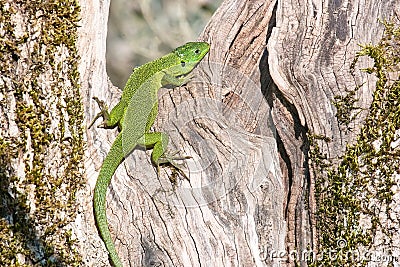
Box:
[91,42,210,267]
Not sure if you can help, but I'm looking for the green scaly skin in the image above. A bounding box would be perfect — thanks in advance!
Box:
[91,42,210,267]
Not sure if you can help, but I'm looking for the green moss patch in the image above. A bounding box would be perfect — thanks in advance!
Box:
[309,21,400,266]
[0,1,83,265]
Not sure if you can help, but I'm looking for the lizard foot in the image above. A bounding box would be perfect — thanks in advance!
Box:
[89,97,110,128]
[157,152,191,182]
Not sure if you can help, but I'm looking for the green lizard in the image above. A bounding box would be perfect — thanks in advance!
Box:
[90,42,210,267]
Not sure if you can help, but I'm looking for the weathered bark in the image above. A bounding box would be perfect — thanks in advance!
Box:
[83,0,284,266]
[82,0,400,266]
[1,0,398,266]
[0,0,84,265]
[268,1,399,266]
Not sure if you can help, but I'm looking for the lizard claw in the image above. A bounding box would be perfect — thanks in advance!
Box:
[89,97,110,128]
[158,151,191,181]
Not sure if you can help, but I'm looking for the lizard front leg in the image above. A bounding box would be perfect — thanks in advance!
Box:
[161,71,193,87]
[89,97,125,129]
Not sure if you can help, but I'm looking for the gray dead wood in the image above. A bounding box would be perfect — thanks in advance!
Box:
[81,0,399,266]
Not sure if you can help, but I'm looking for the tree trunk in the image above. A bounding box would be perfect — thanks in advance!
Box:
[268,1,400,266]
[0,0,84,265]
[83,0,284,265]
[1,0,399,266]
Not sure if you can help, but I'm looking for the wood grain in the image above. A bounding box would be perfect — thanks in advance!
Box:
[81,0,399,266]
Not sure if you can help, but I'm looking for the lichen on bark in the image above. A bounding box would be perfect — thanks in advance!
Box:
[0,0,84,265]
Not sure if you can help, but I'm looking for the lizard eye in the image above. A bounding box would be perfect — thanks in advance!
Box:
[194,49,200,54]
[181,61,186,67]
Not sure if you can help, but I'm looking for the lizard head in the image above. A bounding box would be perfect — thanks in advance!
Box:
[171,42,210,75]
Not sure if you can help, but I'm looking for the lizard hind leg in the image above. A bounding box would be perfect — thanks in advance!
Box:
[137,132,191,180]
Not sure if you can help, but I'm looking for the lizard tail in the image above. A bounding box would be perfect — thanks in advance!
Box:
[94,133,124,267]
